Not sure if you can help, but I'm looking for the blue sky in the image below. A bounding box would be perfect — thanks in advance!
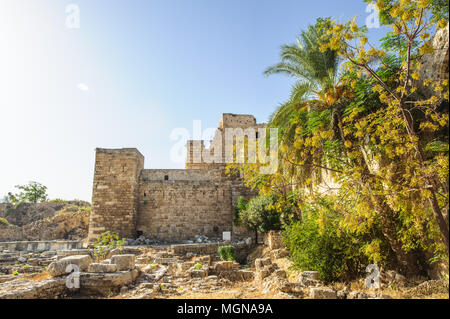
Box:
[0,0,389,201]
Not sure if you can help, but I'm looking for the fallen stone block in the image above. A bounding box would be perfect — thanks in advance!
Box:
[88,263,118,273]
[301,271,319,281]
[57,249,91,260]
[79,270,137,296]
[213,261,240,272]
[217,270,254,282]
[310,287,337,299]
[111,254,135,271]
[0,278,67,299]
[47,255,92,277]
[154,257,176,265]
[270,249,289,260]
[299,271,321,287]
[407,280,449,296]
[187,269,208,279]
[347,291,370,299]
[255,258,272,271]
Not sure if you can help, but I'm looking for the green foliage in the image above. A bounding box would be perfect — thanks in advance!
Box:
[13,271,19,276]
[49,199,68,204]
[238,195,282,235]
[89,231,125,261]
[265,18,340,129]
[0,217,9,226]
[7,181,48,206]
[282,199,371,282]
[233,197,248,226]
[218,245,236,261]
[194,263,203,270]
[364,0,449,24]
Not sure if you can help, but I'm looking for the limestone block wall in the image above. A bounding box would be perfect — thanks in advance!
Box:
[136,180,234,241]
[88,148,144,241]
[141,168,224,181]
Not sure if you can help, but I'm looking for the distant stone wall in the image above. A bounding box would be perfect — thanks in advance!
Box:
[0,240,82,252]
[137,180,233,241]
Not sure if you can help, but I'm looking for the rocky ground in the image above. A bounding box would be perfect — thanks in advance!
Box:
[0,201,90,241]
[0,243,448,299]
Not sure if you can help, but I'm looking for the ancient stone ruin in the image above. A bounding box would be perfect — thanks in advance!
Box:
[88,113,265,242]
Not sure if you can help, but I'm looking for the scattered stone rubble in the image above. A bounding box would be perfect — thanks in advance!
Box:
[0,238,448,299]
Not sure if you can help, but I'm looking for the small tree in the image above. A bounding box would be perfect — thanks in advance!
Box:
[8,182,48,206]
[238,195,282,244]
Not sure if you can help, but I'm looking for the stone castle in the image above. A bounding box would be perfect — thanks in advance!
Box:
[87,114,266,242]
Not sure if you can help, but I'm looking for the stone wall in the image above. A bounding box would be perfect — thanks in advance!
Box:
[140,168,223,181]
[88,148,144,241]
[137,180,233,241]
[0,240,82,252]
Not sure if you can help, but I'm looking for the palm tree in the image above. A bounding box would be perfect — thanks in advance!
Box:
[264,21,340,128]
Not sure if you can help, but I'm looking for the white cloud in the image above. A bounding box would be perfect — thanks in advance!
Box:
[77,83,89,91]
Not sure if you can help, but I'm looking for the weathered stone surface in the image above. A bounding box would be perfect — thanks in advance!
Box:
[299,271,321,287]
[47,255,92,277]
[88,263,118,273]
[379,270,408,288]
[57,249,91,260]
[310,287,337,299]
[187,269,208,279]
[0,278,67,299]
[264,231,284,250]
[407,280,449,296]
[217,270,254,282]
[347,291,370,299]
[111,254,135,271]
[213,261,240,272]
[79,270,136,295]
[270,249,289,260]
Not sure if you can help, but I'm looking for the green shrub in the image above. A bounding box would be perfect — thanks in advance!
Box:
[13,271,19,276]
[194,263,203,270]
[49,199,68,203]
[89,231,125,261]
[282,200,369,283]
[233,197,248,226]
[218,245,236,261]
[0,217,9,226]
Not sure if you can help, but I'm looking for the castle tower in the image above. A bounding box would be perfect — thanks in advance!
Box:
[87,148,144,241]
